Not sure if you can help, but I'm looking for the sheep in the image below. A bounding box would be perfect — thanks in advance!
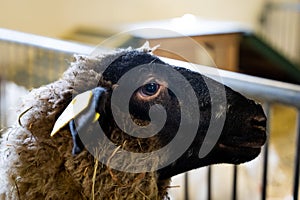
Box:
[0,45,266,200]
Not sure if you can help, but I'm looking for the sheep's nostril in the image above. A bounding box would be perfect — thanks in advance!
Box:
[250,116,267,131]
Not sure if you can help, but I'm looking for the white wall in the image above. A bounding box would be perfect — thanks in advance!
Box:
[0,0,264,37]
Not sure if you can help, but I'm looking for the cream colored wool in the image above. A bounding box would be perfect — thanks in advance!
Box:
[0,46,171,200]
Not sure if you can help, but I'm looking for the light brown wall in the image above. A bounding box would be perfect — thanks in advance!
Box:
[0,0,264,37]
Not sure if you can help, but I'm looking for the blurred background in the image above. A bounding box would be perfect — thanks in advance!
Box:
[0,0,265,37]
[1,0,299,82]
[0,0,300,200]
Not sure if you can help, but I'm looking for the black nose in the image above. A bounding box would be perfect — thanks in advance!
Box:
[250,115,267,131]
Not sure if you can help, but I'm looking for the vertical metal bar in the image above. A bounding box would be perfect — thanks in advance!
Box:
[0,41,3,129]
[0,76,2,129]
[298,0,300,65]
[293,109,300,200]
[232,165,238,200]
[262,103,271,200]
[208,166,212,200]
[184,172,189,200]
[0,41,8,128]
[29,45,34,87]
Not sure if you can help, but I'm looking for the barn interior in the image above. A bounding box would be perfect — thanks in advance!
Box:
[0,1,300,199]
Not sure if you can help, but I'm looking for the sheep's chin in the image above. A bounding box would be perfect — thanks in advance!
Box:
[217,143,262,164]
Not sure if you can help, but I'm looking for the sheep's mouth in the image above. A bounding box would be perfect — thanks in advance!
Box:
[218,142,263,150]
[217,131,265,162]
[216,142,262,164]
[252,124,267,132]
[217,109,267,152]
[217,132,266,164]
[218,124,267,154]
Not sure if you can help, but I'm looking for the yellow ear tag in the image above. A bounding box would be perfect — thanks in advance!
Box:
[50,90,93,137]
[93,112,101,123]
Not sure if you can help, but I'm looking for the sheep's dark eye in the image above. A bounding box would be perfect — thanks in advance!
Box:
[140,83,159,96]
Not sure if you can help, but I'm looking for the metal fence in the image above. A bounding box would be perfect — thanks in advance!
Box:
[0,28,299,200]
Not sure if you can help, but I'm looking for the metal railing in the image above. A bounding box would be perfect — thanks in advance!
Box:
[0,28,299,199]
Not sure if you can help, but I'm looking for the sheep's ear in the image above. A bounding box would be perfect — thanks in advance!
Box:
[50,90,93,137]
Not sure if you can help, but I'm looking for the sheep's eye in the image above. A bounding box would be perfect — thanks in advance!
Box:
[140,83,160,96]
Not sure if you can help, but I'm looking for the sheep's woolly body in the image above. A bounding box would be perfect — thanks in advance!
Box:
[0,46,170,199]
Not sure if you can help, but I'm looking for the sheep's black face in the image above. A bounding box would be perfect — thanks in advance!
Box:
[98,51,266,179]
[155,68,267,179]
[61,50,266,179]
